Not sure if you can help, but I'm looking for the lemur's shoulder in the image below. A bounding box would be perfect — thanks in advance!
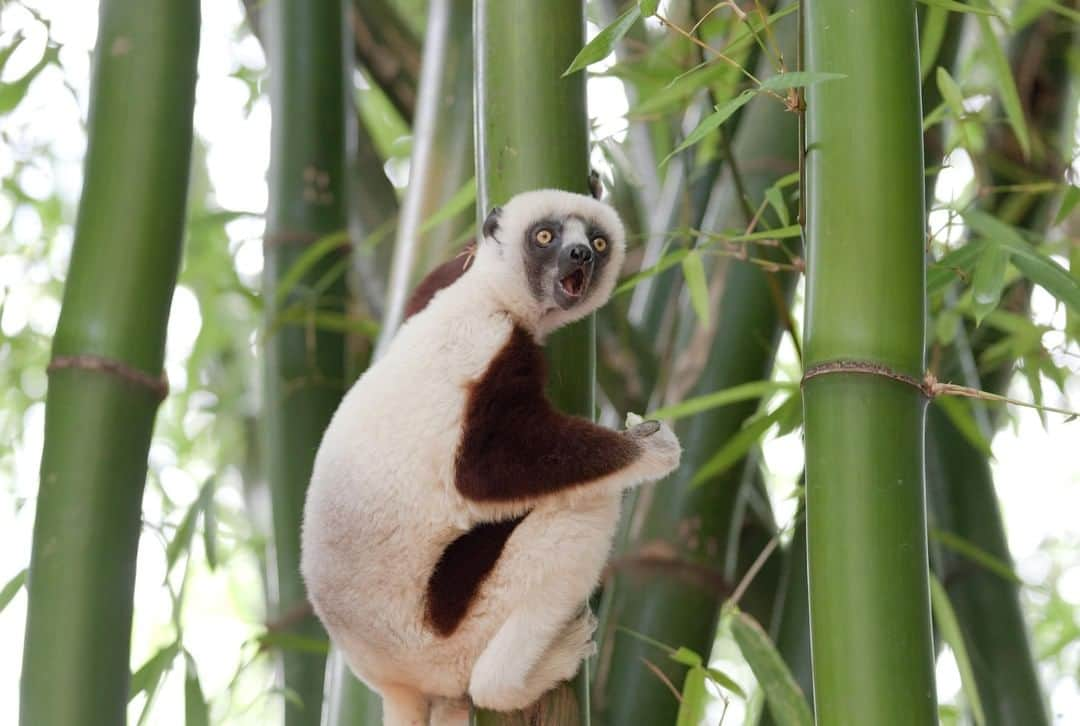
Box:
[403,244,476,320]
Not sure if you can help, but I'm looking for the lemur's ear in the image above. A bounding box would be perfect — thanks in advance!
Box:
[588,170,603,200]
[482,206,502,242]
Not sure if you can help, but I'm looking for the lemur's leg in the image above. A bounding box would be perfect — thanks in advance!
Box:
[377,682,429,726]
[468,494,620,712]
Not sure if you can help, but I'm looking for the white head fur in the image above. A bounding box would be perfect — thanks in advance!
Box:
[467,189,626,338]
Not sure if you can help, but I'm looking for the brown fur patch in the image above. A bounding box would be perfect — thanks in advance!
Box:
[455,326,642,501]
[425,515,526,636]
[403,245,475,320]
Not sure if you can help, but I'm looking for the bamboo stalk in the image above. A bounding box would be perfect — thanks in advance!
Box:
[20,2,200,724]
[472,1,591,722]
[593,8,799,723]
[261,1,350,723]
[376,0,475,353]
[801,1,937,723]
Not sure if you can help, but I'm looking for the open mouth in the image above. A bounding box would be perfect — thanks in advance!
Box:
[559,268,587,298]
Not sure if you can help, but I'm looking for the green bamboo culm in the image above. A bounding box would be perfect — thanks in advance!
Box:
[262,0,350,723]
[472,0,591,723]
[801,1,937,723]
[19,2,199,725]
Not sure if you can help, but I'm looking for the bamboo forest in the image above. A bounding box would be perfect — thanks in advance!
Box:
[2,0,1079,724]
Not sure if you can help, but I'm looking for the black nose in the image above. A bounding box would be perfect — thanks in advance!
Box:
[568,244,593,264]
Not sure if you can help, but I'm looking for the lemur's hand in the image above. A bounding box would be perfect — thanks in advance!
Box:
[625,414,681,479]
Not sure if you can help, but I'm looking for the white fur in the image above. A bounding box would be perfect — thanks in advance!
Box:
[301,190,680,724]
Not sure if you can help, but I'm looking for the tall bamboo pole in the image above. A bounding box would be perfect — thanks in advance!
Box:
[20,2,199,724]
[473,1,591,722]
[802,1,936,722]
[594,10,798,722]
[262,1,350,723]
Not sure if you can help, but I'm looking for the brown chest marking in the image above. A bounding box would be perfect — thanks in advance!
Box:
[424,515,526,636]
[454,325,642,502]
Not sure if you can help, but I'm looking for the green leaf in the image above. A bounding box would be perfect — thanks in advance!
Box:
[273,230,349,308]
[919,5,949,81]
[973,9,1031,158]
[0,568,27,614]
[934,397,994,459]
[670,646,703,668]
[639,0,660,17]
[184,652,210,726]
[631,60,735,116]
[257,631,331,655]
[676,667,708,726]
[203,481,218,571]
[615,247,690,296]
[165,479,216,574]
[692,396,799,487]
[765,185,790,227]
[965,209,1080,316]
[681,250,710,326]
[970,246,1010,325]
[706,666,748,700]
[930,529,1025,587]
[930,576,987,726]
[917,0,1001,16]
[563,5,641,76]
[730,611,813,726]
[1053,184,1079,226]
[129,642,180,702]
[661,90,755,164]
[928,240,986,295]
[418,177,476,235]
[649,380,798,422]
[935,67,967,119]
[757,71,846,93]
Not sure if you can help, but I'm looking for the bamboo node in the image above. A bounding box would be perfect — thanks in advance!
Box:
[801,359,928,396]
[47,354,169,401]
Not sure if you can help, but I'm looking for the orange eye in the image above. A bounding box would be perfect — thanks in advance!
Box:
[535,229,553,246]
[593,237,607,252]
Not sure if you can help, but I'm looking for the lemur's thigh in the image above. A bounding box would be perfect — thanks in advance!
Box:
[469,493,621,710]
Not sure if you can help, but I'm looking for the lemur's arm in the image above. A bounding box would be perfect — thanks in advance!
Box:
[454,326,679,504]
[402,243,476,320]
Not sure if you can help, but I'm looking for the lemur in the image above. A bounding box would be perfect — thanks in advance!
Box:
[301,189,682,726]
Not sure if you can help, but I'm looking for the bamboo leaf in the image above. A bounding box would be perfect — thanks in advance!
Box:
[615,247,690,295]
[649,380,798,421]
[272,230,349,308]
[928,240,986,295]
[165,479,215,575]
[670,646,703,667]
[418,177,477,235]
[563,5,640,76]
[765,185,790,227]
[972,7,1031,158]
[757,71,846,93]
[935,67,967,118]
[919,5,949,81]
[661,90,755,164]
[0,568,27,614]
[916,0,1001,16]
[934,397,994,459]
[203,481,218,571]
[705,667,748,700]
[930,576,987,726]
[129,642,180,702]
[258,631,331,655]
[676,667,708,726]
[1053,184,1079,226]
[730,611,813,726]
[184,652,210,726]
[639,0,660,16]
[930,529,1025,586]
[970,246,1009,325]
[965,209,1080,315]
[692,396,799,487]
[681,250,710,326]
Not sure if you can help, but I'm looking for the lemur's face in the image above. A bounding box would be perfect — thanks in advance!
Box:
[478,190,627,334]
